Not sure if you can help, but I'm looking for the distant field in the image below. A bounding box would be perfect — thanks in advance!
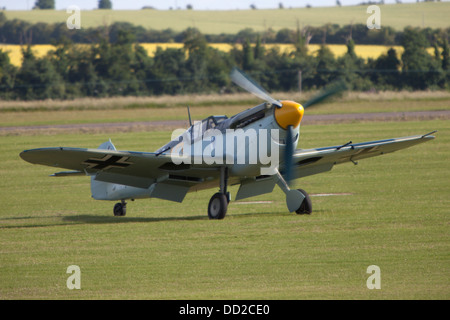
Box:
[0,43,437,67]
[2,3,449,32]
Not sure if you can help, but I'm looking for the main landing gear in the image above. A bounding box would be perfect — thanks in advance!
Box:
[207,167,312,220]
[112,168,311,219]
[113,200,127,216]
[208,167,230,220]
[275,171,312,215]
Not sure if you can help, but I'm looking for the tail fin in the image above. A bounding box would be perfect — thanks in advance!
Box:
[90,140,117,200]
[97,139,116,151]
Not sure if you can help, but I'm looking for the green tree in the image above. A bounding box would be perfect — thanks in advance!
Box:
[313,45,337,88]
[150,47,188,95]
[292,25,311,58]
[98,0,112,9]
[92,30,142,96]
[34,0,55,9]
[183,28,207,56]
[183,28,230,93]
[66,46,100,97]
[345,39,357,60]
[441,38,449,70]
[0,49,17,99]
[131,43,153,94]
[16,46,65,100]
[255,47,283,90]
[0,11,6,24]
[242,38,254,70]
[276,28,293,44]
[370,48,401,89]
[253,34,264,60]
[204,48,232,93]
[440,37,450,87]
[337,39,371,90]
[401,27,442,89]
[433,42,441,61]
[234,28,257,43]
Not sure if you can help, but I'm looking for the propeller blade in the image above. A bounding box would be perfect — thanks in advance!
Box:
[230,68,282,107]
[302,80,347,109]
[284,125,294,185]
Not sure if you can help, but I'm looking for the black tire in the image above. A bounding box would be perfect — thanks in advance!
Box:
[295,189,312,214]
[208,193,228,220]
[113,202,126,216]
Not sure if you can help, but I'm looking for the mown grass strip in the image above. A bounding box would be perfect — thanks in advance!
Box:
[0,119,448,299]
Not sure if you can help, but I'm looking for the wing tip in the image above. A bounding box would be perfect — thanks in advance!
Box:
[421,130,437,139]
[19,149,32,162]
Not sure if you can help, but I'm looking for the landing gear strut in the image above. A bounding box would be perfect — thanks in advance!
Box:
[275,170,312,214]
[208,167,229,219]
[113,200,127,216]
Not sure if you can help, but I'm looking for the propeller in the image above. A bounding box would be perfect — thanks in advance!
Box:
[283,80,347,185]
[230,68,282,107]
[284,125,295,184]
[302,80,347,109]
[229,67,347,185]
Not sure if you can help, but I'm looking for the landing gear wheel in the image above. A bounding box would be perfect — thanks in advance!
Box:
[208,193,228,220]
[295,189,312,215]
[113,202,127,216]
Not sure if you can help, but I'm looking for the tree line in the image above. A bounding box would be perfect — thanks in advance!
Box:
[31,0,112,10]
[0,26,449,100]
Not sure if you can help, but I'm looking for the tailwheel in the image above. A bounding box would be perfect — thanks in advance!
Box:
[113,200,127,216]
[208,193,228,220]
[295,189,312,215]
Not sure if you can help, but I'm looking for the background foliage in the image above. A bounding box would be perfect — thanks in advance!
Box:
[0,12,449,100]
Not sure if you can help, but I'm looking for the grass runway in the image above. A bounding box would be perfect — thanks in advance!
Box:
[0,102,449,299]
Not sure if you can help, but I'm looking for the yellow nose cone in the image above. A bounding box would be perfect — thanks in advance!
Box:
[274,100,304,129]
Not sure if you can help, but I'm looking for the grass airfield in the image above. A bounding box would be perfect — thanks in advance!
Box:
[0,94,449,299]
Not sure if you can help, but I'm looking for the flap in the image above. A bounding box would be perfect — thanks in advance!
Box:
[235,176,276,201]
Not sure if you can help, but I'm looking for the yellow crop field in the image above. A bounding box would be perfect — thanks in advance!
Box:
[0,44,55,67]
[0,43,435,67]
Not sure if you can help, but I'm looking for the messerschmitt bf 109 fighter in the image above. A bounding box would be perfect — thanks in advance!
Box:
[20,69,436,219]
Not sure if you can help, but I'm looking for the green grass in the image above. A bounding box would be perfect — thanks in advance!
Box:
[3,2,450,32]
[1,119,449,299]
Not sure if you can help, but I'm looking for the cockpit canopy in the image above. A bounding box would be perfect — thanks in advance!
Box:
[155,103,271,154]
[155,115,228,154]
[190,115,228,138]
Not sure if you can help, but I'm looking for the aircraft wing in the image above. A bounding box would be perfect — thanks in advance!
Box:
[234,132,435,201]
[20,132,435,202]
[289,132,436,180]
[19,147,222,190]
